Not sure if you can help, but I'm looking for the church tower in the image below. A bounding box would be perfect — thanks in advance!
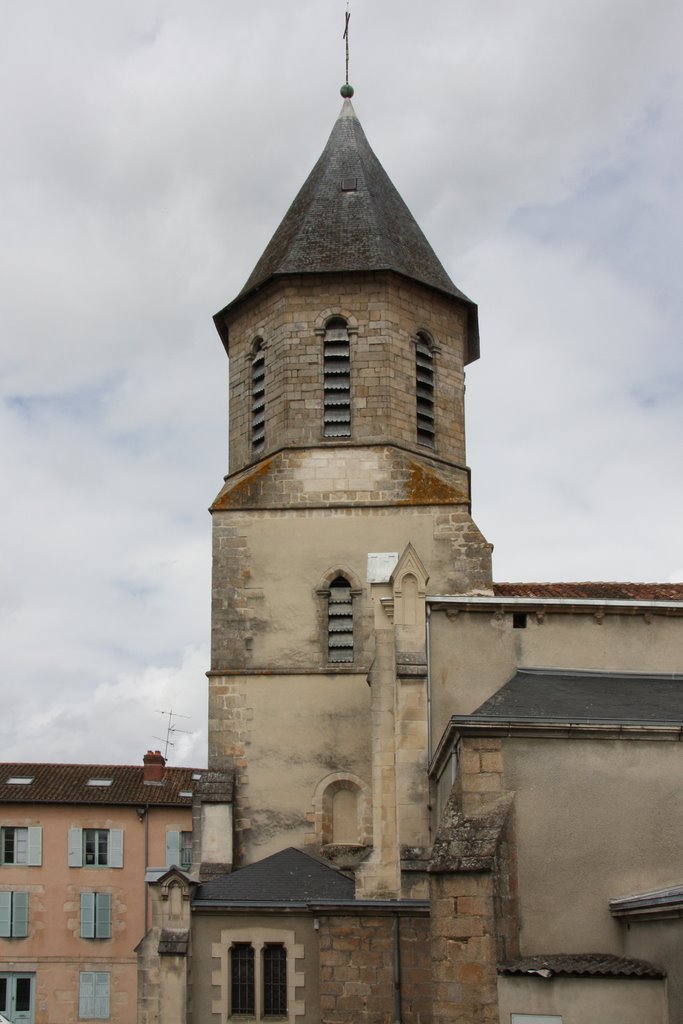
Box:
[206,91,492,893]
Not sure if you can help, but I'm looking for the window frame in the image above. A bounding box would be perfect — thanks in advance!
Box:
[414,330,436,448]
[251,337,266,457]
[326,575,354,664]
[1,826,41,866]
[262,943,287,1018]
[0,891,29,938]
[322,317,352,439]
[79,971,110,1020]
[68,828,124,869]
[166,829,193,870]
[230,942,255,1017]
[80,892,112,940]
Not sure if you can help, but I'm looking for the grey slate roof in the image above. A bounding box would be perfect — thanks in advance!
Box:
[220,99,479,362]
[468,669,683,725]
[194,847,355,905]
[499,953,665,979]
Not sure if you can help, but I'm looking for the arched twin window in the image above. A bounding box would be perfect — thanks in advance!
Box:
[231,942,287,1017]
[251,338,266,456]
[415,331,435,447]
[323,317,351,437]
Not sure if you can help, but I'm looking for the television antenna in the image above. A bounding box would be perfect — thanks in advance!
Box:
[154,708,192,761]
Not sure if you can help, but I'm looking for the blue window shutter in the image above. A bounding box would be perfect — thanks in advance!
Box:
[108,830,123,869]
[68,828,83,867]
[81,892,95,938]
[27,826,42,866]
[0,893,11,937]
[12,891,28,937]
[96,893,111,939]
[94,972,110,1018]
[79,973,95,1018]
[166,830,180,868]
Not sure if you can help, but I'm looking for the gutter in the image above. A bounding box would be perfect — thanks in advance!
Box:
[426,595,683,613]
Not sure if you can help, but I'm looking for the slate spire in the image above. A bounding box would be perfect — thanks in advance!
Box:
[224,97,479,360]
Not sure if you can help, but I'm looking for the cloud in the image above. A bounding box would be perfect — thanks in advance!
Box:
[0,0,681,765]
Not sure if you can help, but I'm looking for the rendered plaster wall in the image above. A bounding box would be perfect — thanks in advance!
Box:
[497,975,665,1023]
[0,803,192,1024]
[210,506,491,677]
[191,912,318,1024]
[501,737,683,953]
[429,610,683,742]
[620,918,683,1024]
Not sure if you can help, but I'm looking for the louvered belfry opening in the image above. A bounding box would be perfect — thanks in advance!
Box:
[415,332,435,447]
[323,317,351,437]
[263,944,287,1017]
[328,575,353,663]
[251,339,265,455]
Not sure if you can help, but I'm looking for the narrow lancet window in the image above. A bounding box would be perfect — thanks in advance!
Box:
[251,339,266,456]
[328,575,353,662]
[323,317,351,437]
[231,943,255,1016]
[263,945,287,1017]
[415,332,435,447]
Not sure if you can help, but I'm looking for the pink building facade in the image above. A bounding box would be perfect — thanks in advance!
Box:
[0,753,202,1024]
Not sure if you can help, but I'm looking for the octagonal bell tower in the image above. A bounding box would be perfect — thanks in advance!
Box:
[207,92,492,876]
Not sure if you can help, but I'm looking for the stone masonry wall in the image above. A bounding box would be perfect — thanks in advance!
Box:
[221,271,469,476]
[318,913,431,1024]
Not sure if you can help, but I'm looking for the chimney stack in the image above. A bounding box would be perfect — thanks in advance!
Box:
[143,749,166,782]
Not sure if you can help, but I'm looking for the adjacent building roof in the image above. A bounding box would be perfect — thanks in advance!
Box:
[217,98,479,362]
[467,669,683,725]
[499,953,665,979]
[0,762,203,807]
[194,847,355,905]
[610,883,683,919]
[493,582,683,602]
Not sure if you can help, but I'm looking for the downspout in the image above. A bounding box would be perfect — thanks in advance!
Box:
[393,913,402,1024]
[142,806,149,933]
[426,604,433,763]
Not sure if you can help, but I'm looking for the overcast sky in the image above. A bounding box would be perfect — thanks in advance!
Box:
[1,0,681,767]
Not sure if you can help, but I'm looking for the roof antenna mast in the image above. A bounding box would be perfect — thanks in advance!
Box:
[154,708,191,762]
[341,3,354,98]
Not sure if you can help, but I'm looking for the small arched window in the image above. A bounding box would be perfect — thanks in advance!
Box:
[251,339,266,456]
[415,332,435,447]
[328,575,353,663]
[323,317,351,437]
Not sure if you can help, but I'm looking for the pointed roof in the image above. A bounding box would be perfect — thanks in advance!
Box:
[218,98,479,361]
[193,847,355,904]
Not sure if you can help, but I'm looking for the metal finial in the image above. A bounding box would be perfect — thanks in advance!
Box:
[341,4,354,97]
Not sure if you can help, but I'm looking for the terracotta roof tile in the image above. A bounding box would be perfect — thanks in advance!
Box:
[493,582,683,601]
[0,762,203,807]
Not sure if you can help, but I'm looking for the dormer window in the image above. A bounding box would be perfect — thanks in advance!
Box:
[415,331,435,447]
[251,338,266,456]
[323,318,351,437]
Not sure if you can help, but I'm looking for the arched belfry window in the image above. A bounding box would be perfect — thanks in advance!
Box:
[323,317,351,437]
[415,331,435,447]
[327,575,353,662]
[251,338,266,456]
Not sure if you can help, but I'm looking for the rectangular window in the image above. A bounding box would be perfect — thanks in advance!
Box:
[263,944,287,1017]
[79,972,110,1019]
[80,893,112,939]
[0,892,29,937]
[68,828,123,868]
[231,943,255,1016]
[415,333,435,447]
[1,826,42,866]
[166,830,193,870]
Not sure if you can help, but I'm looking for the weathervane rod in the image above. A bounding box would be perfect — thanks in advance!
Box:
[343,3,350,86]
